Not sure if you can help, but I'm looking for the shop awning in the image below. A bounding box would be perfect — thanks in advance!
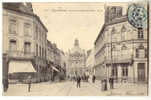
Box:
[52,66,60,72]
[9,61,36,73]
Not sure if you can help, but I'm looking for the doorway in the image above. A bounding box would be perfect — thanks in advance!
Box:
[137,63,145,82]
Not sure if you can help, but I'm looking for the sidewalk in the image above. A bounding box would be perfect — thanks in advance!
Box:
[90,80,148,96]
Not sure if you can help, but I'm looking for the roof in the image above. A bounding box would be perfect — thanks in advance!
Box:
[94,15,127,45]
[3,3,48,32]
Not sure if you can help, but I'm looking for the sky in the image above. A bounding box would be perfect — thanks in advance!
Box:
[32,2,128,52]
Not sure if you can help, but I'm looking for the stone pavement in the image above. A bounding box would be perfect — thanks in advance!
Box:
[3,80,148,96]
[90,80,148,96]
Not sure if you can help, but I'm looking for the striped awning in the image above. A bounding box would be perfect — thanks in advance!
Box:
[9,61,36,73]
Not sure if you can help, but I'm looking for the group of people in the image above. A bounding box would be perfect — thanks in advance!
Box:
[75,75,96,88]
[101,77,114,91]
[68,74,89,83]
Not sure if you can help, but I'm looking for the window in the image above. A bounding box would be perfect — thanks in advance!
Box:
[136,44,145,58]
[39,30,41,41]
[136,49,145,58]
[24,42,31,54]
[112,66,118,77]
[41,47,42,57]
[45,49,47,58]
[136,49,139,58]
[112,45,116,51]
[111,7,116,14]
[138,28,143,39]
[145,49,147,58]
[121,25,126,32]
[24,23,31,36]
[111,27,116,34]
[36,26,38,39]
[139,49,145,58]
[121,25,126,40]
[122,66,128,76]
[36,44,38,56]
[39,46,41,57]
[121,44,127,50]
[9,40,16,51]
[42,48,44,58]
[117,8,122,17]
[9,19,17,34]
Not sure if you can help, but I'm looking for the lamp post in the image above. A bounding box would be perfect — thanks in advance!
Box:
[110,28,113,79]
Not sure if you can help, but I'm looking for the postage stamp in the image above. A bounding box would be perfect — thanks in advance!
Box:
[127,4,147,29]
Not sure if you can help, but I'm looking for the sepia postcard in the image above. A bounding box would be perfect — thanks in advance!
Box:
[2,1,149,96]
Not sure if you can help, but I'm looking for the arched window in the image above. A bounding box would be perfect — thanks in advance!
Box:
[121,44,127,50]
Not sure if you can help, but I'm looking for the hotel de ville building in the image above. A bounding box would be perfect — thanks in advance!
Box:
[94,5,148,83]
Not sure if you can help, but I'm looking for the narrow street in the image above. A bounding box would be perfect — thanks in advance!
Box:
[3,81,104,96]
[3,81,147,96]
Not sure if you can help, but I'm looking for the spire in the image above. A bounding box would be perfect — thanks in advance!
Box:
[74,38,79,47]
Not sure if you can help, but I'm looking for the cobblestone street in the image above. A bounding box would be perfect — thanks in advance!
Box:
[3,81,148,96]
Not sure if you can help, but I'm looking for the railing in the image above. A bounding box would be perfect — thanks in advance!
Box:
[105,54,133,64]
[6,50,35,60]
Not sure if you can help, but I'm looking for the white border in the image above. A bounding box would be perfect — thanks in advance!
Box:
[0,0,150,100]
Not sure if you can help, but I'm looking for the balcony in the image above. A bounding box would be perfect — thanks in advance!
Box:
[105,54,133,64]
[6,50,35,60]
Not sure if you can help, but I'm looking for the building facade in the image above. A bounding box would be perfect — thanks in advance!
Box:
[67,39,86,77]
[86,49,95,76]
[46,40,54,80]
[94,6,148,83]
[3,3,48,83]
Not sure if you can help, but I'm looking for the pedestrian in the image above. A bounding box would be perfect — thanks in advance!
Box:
[87,75,89,82]
[3,78,8,92]
[92,75,96,83]
[76,75,81,88]
[109,77,112,89]
[111,77,114,89]
[28,76,31,92]
[109,77,114,89]
[101,79,104,91]
[104,79,107,91]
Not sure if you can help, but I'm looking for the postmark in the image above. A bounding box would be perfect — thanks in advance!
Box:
[127,4,147,29]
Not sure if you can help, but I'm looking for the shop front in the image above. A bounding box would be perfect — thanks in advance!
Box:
[8,60,37,83]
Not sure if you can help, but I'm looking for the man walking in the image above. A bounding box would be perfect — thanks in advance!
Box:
[76,75,81,88]
[92,75,96,83]
[3,78,8,92]
[28,76,31,92]
[109,77,114,89]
